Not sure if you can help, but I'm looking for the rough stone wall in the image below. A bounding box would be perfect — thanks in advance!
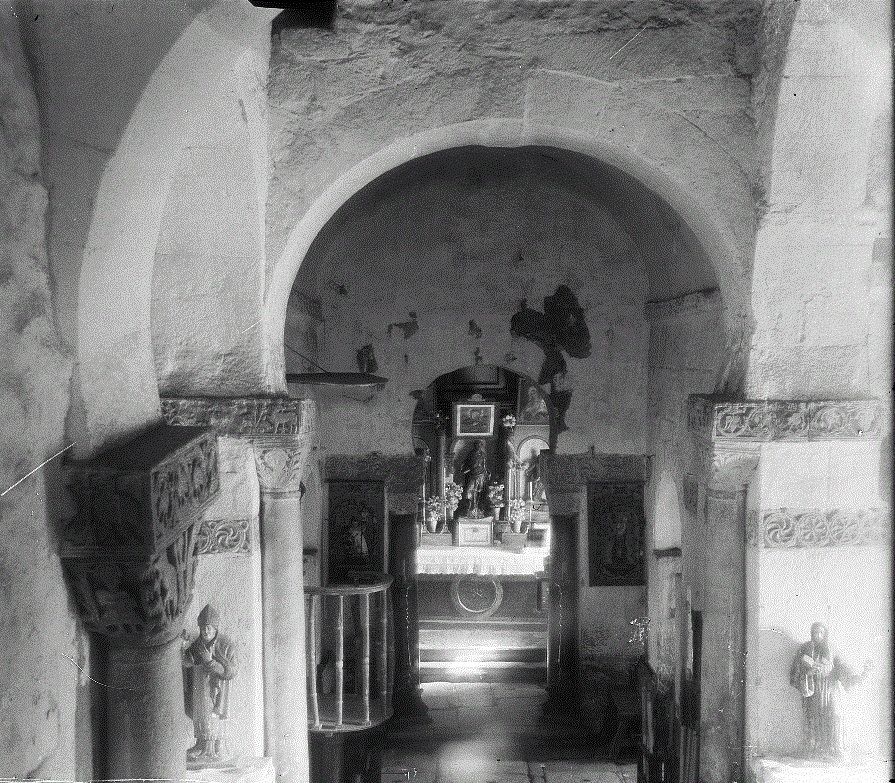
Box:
[267,0,760,342]
[0,5,77,777]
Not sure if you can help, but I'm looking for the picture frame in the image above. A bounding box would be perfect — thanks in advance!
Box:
[453,402,496,437]
[516,377,550,425]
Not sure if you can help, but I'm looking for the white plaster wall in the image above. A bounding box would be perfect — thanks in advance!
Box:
[747,0,892,399]
[746,440,892,764]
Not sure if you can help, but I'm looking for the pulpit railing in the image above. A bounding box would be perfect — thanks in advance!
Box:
[304,572,394,733]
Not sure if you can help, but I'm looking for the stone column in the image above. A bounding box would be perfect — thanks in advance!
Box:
[693,439,760,783]
[253,434,313,783]
[161,396,317,783]
[62,425,220,782]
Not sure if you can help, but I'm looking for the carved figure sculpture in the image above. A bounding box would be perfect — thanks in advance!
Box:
[789,622,870,759]
[461,440,488,517]
[182,604,238,764]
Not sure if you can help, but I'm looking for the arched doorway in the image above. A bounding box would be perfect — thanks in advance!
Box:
[411,364,552,684]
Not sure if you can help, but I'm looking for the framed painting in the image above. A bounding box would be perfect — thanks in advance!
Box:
[587,481,645,586]
[326,480,387,584]
[517,378,550,425]
[453,402,496,437]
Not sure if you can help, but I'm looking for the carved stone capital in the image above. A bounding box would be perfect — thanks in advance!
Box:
[688,396,885,442]
[698,442,761,493]
[749,507,891,548]
[161,395,316,438]
[252,435,308,495]
[62,425,219,645]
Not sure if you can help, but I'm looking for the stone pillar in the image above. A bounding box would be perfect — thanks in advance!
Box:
[253,435,313,783]
[62,425,220,782]
[693,437,760,783]
[161,396,317,783]
[324,454,429,724]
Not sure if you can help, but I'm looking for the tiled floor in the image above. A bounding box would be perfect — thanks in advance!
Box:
[382,683,636,783]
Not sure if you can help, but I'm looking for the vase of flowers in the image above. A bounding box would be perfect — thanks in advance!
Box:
[508,498,527,534]
[424,498,442,533]
[487,481,505,518]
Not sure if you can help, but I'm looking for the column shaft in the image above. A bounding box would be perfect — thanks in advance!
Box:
[260,489,310,783]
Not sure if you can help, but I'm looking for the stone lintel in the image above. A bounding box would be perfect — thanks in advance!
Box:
[688,395,885,442]
[62,424,220,645]
[161,395,315,438]
[539,451,649,496]
[746,508,892,548]
[324,454,426,498]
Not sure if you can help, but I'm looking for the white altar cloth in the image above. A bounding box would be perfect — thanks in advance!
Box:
[416,545,548,576]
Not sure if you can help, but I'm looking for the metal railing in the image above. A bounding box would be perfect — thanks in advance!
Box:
[304,572,394,732]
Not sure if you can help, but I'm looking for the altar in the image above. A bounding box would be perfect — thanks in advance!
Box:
[416,544,548,577]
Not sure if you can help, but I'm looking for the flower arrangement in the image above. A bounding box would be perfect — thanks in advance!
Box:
[629,617,650,648]
[508,498,527,533]
[487,482,505,507]
[502,413,517,429]
[444,481,463,511]
[424,498,442,520]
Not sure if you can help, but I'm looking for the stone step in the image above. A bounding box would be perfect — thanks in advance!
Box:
[420,645,546,663]
[419,660,547,684]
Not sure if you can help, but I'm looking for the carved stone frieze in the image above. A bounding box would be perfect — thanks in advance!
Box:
[688,396,885,442]
[62,425,219,644]
[752,508,891,548]
[63,426,219,558]
[196,518,250,555]
[161,396,315,438]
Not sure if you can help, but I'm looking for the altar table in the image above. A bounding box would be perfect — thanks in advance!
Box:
[415,544,548,577]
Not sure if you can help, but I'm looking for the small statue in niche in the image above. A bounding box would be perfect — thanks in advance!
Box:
[182,604,238,765]
[461,439,488,518]
[789,622,871,760]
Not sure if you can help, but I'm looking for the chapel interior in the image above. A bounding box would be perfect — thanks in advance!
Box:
[0,2,891,783]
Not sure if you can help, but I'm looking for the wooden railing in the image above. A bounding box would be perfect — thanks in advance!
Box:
[304,572,394,733]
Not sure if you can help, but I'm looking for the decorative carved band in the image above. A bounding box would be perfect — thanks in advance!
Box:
[161,396,315,437]
[747,508,891,548]
[644,287,720,321]
[63,426,220,558]
[689,396,884,442]
[196,518,250,555]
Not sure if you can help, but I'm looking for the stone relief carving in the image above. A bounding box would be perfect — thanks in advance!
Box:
[161,396,315,437]
[754,508,891,548]
[697,443,760,493]
[62,425,219,644]
[65,526,199,645]
[252,439,306,493]
[324,454,426,494]
[196,519,250,555]
[688,397,884,442]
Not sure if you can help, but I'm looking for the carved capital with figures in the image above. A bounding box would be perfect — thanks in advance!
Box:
[62,425,220,645]
[251,435,309,495]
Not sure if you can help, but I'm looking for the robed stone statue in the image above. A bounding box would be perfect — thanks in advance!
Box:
[182,604,238,765]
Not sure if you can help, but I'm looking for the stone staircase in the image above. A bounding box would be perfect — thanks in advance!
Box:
[419,618,547,683]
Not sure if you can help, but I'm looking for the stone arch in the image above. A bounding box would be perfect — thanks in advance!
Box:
[265,112,754,388]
